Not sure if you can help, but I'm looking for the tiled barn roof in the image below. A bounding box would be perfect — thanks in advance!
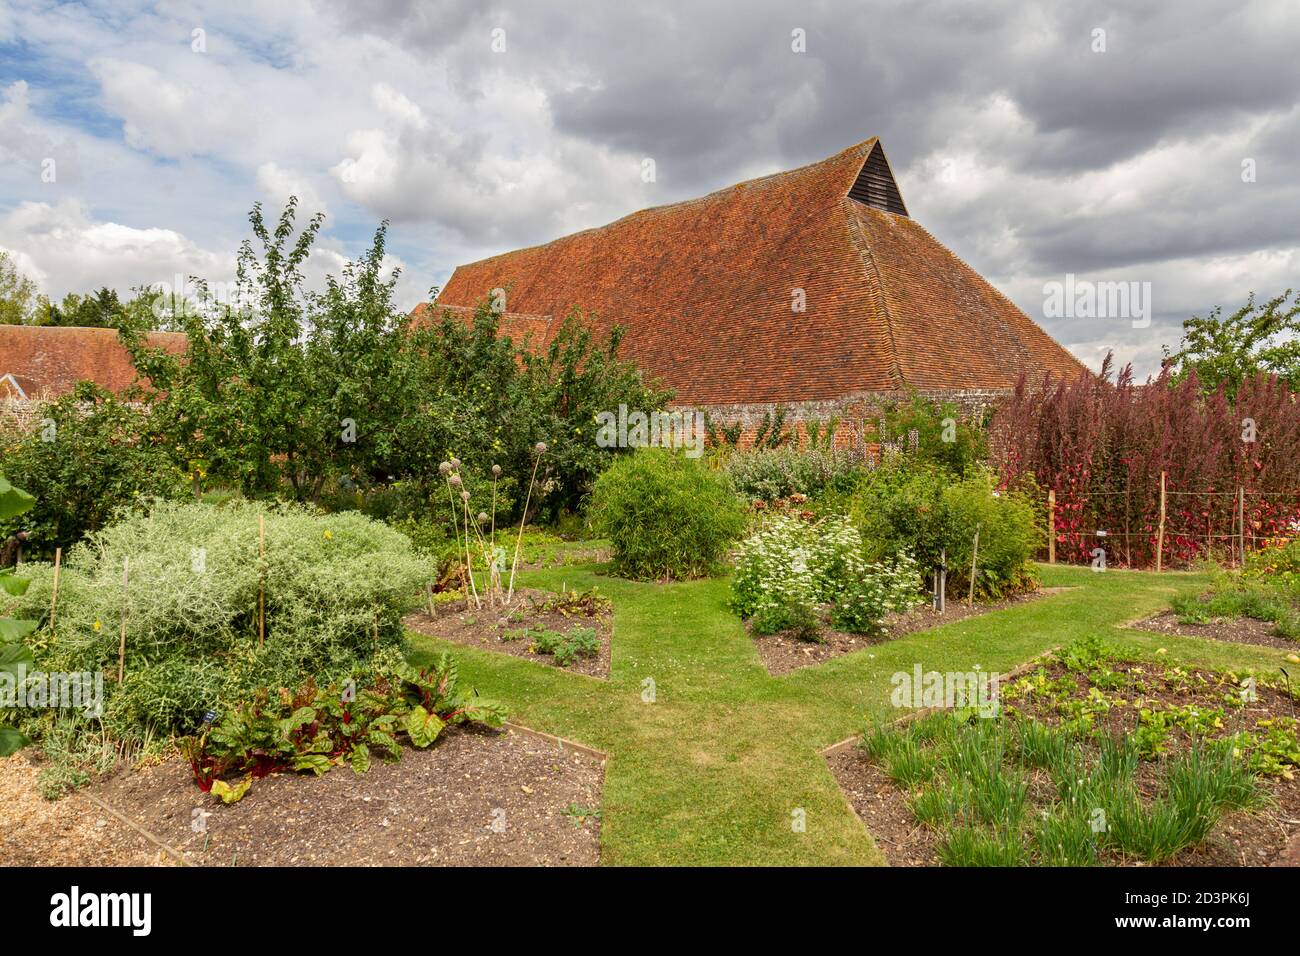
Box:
[0,324,185,400]
[419,138,1085,405]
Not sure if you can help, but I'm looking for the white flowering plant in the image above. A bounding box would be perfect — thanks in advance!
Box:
[731,516,920,640]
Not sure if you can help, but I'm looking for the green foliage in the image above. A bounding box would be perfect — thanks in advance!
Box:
[186,652,505,802]
[1,500,431,784]
[0,383,187,556]
[532,626,600,666]
[850,464,1041,599]
[722,446,861,503]
[858,639,1291,866]
[121,202,670,514]
[1164,289,1300,399]
[0,251,47,326]
[702,412,743,449]
[1171,551,1300,642]
[590,448,746,580]
[0,474,36,756]
[874,395,988,476]
[751,405,792,449]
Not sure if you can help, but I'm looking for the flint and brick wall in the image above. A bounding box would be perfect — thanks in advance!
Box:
[688,388,1010,452]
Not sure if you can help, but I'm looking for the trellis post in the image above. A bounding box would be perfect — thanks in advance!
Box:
[1237,486,1245,567]
[1047,490,1056,564]
[1155,471,1166,573]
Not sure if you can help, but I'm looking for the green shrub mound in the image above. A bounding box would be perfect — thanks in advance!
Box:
[850,465,1042,599]
[4,500,430,788]
[590,449,746,580]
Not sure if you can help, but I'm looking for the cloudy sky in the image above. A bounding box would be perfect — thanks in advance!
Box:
[1,0,1296,377]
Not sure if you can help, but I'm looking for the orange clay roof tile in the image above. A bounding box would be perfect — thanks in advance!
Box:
[418,138,1085,405]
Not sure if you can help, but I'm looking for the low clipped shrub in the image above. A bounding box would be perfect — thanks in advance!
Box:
[589,448,746,580]
[731,515,920,638]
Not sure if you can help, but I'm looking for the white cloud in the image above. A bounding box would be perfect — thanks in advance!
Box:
[0,199,233,296]
[257,162,329,219]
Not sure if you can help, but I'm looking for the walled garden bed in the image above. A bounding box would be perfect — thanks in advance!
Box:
[1131,609,1300,653]
[753,588,1064,676]
[404,586,613,678]
[54,725,605,867]
[827,640,1300,866]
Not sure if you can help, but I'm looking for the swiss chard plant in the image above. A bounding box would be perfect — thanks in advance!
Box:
[186,652,506,803]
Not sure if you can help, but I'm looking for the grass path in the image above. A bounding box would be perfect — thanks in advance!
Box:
[407,562,1296,866]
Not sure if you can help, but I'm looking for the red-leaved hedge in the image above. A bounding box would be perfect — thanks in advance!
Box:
[990,356,1300,568]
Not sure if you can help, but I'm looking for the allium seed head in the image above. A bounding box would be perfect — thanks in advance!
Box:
[449,474,462,486]
[477,512,489,523]
[461,491,470,502]
[438,461,451,475]
[534,441,548,454]
[451,457,462,469]
[491,464,501,476]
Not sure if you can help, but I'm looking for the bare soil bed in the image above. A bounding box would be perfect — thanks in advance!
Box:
[0,754,179,866]
[828,657,1300,866]
[1132,609,1299,653]
[755,588,1064,676]
[84,724,604,866]
[404,586,612,678]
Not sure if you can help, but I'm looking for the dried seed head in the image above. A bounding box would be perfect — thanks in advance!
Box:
[450,457,462,470]
[491,464,501,477]
[461,491,470,502]
[438,461,451,475]
[448,474,462,486]
[534,441,548,454]
[477,512,489,523]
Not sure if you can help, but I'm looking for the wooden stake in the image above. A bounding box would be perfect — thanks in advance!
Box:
[938,549,947,613]
[1238,486,1245,567]
[1155,471,1166,573]
[1047,490,1056,564]
[968,527,980,605]
[117,556,129,684]
[48,546,62,633]
[258,514,266,648]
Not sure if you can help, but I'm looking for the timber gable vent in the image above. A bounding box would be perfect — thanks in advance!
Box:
[847,142,908,216]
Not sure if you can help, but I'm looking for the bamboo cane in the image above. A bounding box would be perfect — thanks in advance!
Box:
[258,513,266,647]
[968,527,980,605]
[48,547,62,633]
[117,556,129,684]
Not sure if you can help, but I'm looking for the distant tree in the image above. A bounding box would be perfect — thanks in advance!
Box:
[0,251,48,325]
[44,287,125,327]
[1163,290,1300,399]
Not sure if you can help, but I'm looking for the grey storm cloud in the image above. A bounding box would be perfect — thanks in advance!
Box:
[6,0,1298,378]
